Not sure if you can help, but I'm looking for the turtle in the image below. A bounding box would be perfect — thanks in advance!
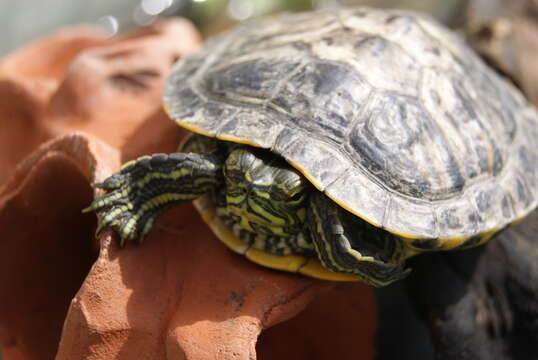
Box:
[83,7,538,287]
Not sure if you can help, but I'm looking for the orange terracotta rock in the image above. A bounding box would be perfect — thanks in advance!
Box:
[0,77,51,186]
[45,19,201,147]
[0,134,113,360]
[258,283,376,360]
[0,18,377,360]
[0,19,201,186]
[0,26,107,185]
[55,204,326,360]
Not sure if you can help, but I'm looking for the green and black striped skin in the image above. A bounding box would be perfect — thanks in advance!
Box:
[85,7,538,286]
[86,150,222,244]
[85,134,408,286]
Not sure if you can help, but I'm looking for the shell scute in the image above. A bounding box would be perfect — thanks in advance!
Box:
[324,169,389,228]
[435,197,479,241]
[217,110,284,148]
[204,58,301,104]
[420,67,506,186]
[344,34,421,97]
[349,92,462,200]
[384,195,437,239]
[279,136,349,190]
[271,60,371,142]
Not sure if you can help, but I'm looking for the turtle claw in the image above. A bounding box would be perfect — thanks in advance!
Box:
[82,188,131,214]
[83,171,141,243]
[118,233,129,248]
[84,152,221,246]
[95,206,126,235]
[92,206,144,246]
[94,218,109,237]
[85,173,168,245]
[109,210,161,246]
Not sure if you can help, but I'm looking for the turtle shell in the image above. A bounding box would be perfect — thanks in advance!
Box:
[163,7,538,248]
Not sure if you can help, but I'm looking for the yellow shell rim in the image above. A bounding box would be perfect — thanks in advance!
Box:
[167,113,518,249]
[193,194,359,282]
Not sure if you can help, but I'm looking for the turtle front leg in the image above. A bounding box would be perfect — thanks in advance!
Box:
[307,192,410,287]
[83,152,223,245]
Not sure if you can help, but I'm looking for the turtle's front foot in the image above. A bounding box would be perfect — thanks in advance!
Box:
[83,156,163,245]
[83,152,223,246]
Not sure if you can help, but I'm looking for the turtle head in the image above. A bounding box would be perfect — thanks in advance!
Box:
[224,147,309,236]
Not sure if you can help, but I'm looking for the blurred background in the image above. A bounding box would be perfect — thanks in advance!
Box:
[1,0,467,56]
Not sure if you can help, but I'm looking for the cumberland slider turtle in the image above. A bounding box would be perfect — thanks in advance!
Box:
[84,7,538,286]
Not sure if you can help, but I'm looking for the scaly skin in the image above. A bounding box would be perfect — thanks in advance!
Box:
[83,152,222,245]
[84,135,409,285]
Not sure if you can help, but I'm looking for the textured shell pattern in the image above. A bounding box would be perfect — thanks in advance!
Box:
[163,7,538,245]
